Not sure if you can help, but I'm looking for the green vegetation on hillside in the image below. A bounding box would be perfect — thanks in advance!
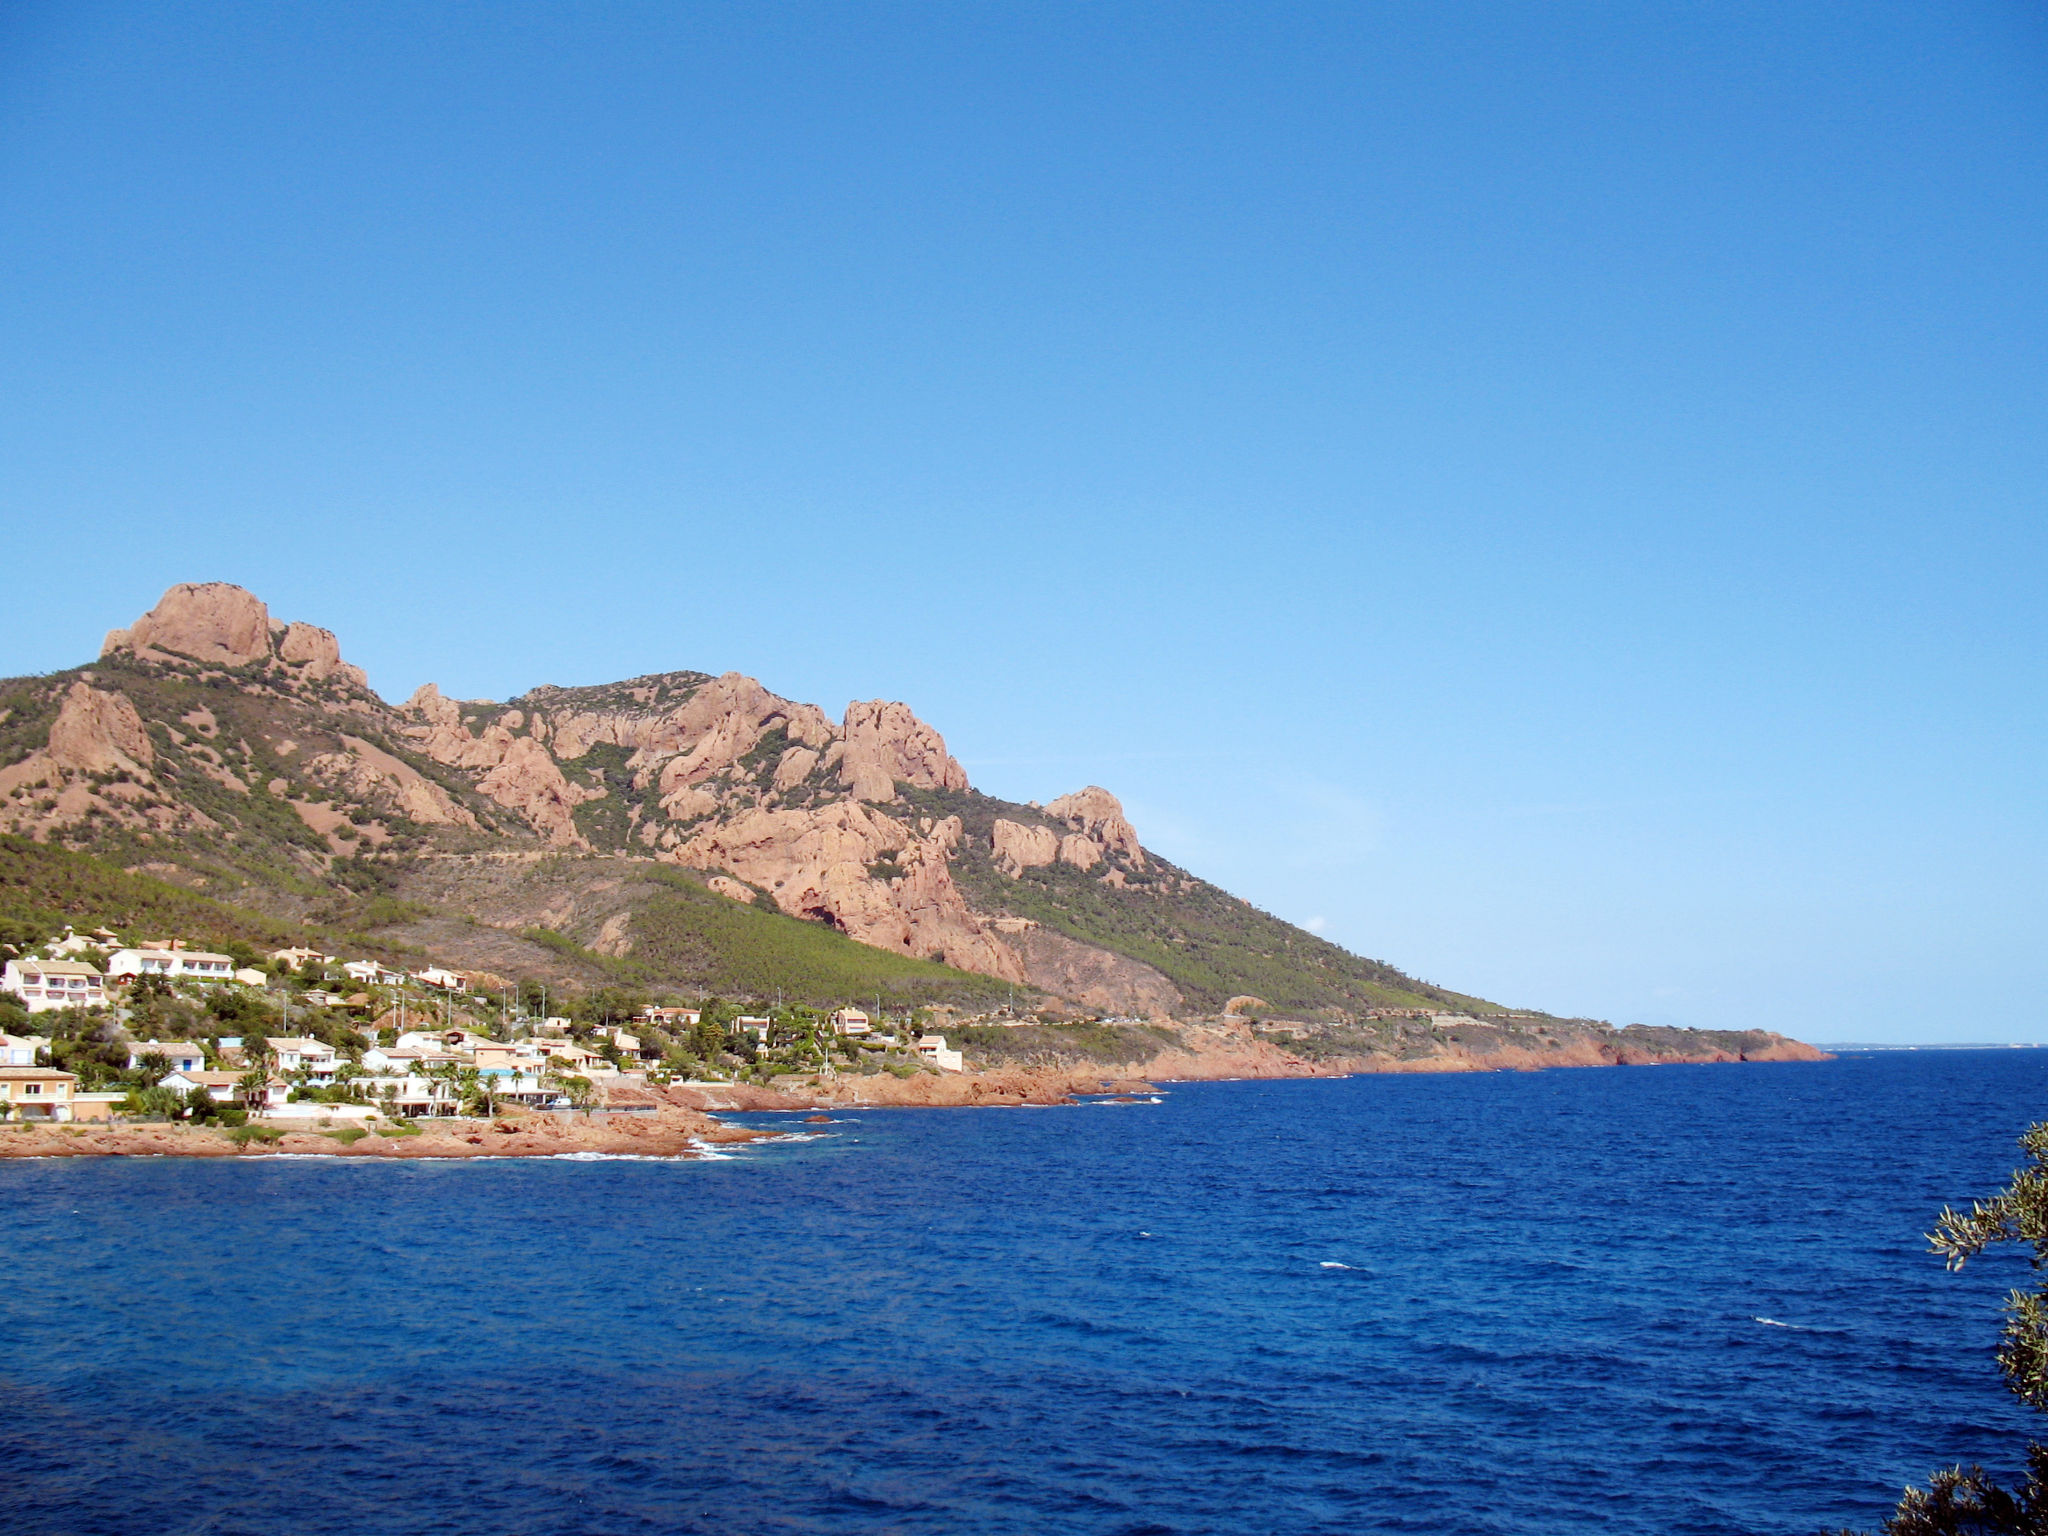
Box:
[623,870,1011,1006]
[901,786,1497,1017]
[0,654,518,901]
[951,1021,1183,1070]
[0,833,302,956]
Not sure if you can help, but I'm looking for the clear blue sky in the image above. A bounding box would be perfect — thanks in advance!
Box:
[2,2,2042,1042]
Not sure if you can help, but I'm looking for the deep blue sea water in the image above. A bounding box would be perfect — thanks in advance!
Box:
[1,1050,2044,1535]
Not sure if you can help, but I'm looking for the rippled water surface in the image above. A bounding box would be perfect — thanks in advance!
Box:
[2,1050,2044,1535]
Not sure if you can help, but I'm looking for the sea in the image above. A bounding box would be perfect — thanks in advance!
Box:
[0,1048,2041,1536]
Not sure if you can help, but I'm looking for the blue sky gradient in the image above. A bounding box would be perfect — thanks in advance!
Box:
[2,2,2042,1040]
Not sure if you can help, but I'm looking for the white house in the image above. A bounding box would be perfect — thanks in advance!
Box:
[106,949,237,984]
[0,960,107,1013]
[639,1005,702,1028]
[395,1029,491,1052]
[531,1038,607,1074]
[830,1008,872,1036]
[410,967,468,992]
[264,1037,340,1080]
[736,1016,771,1042]
[915,1035,964,1072]
[592,1025,650,1058]
[127,1040,207,1074]
[158,1068,248,1103]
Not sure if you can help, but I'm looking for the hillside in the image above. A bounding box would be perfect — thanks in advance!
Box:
[0,582,1527,1020]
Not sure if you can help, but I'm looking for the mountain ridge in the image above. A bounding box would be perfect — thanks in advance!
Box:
[0,582,1503,1018]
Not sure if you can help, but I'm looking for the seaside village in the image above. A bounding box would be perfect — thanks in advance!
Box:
[0,927,968,1130]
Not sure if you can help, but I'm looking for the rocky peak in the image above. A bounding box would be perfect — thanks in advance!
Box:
[102,582,368,689]
[1046,786,1146,869]
[839,700,969,803]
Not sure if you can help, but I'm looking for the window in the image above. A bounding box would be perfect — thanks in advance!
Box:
[24,1084,40,1096]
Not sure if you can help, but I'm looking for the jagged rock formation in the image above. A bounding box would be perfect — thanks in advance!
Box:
[1046,786,1144,867]
[104,582,368,687]
[0,583,1506,1019]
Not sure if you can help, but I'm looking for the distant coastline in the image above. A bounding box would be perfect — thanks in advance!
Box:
[1815,1041,2046,1052]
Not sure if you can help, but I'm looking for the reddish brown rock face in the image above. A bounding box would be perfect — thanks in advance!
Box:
[839,699,969,802]
[102,582,369,687]
[46,682,153,775]
[991,818,1059,873]
[103,581,274,666]
[1046,786,1145,869]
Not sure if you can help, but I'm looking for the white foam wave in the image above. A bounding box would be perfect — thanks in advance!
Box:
[1320,1261,1353,1269]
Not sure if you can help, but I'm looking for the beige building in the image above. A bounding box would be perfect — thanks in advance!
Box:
[0,1066,78,1120]
[0,1034,50,1067]
[71,1091,125,1122]
[1,960,107,1013]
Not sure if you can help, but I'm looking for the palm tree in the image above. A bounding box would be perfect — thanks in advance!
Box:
[424,1059,461,1117]
[236,1068,269,1114]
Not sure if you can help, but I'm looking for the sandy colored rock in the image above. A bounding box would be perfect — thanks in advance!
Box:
[674,801,1022,979]
[305,735,478,829]
[474,735,599,845]
[103,582,274,666]
[1046,785,1145,868]
[277,621,368,686]
[1013,925,1184,1018]
[839,700,969,802]
[707,874,756,903]
[772,746,819,791]
[1057,832,1101,870]
[47,682,154,774]
[991,818,1058,874]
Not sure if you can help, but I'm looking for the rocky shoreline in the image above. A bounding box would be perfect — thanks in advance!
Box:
[662,1018,1831,1112]
[0,1104,762,1160]
[0,1024,1830,1158]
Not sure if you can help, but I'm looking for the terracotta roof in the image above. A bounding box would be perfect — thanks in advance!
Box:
[0,1067,75,1081]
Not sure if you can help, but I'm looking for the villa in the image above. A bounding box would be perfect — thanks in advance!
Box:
[0,1066,78,1120]
[105,948,239,984]
[127,1040,207,1074]
[915,1035,965,1072]
[158,1069,251,1103]
[1,959,108,1013]
[639,1005,702,1027]
[264,1037,340,1080]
